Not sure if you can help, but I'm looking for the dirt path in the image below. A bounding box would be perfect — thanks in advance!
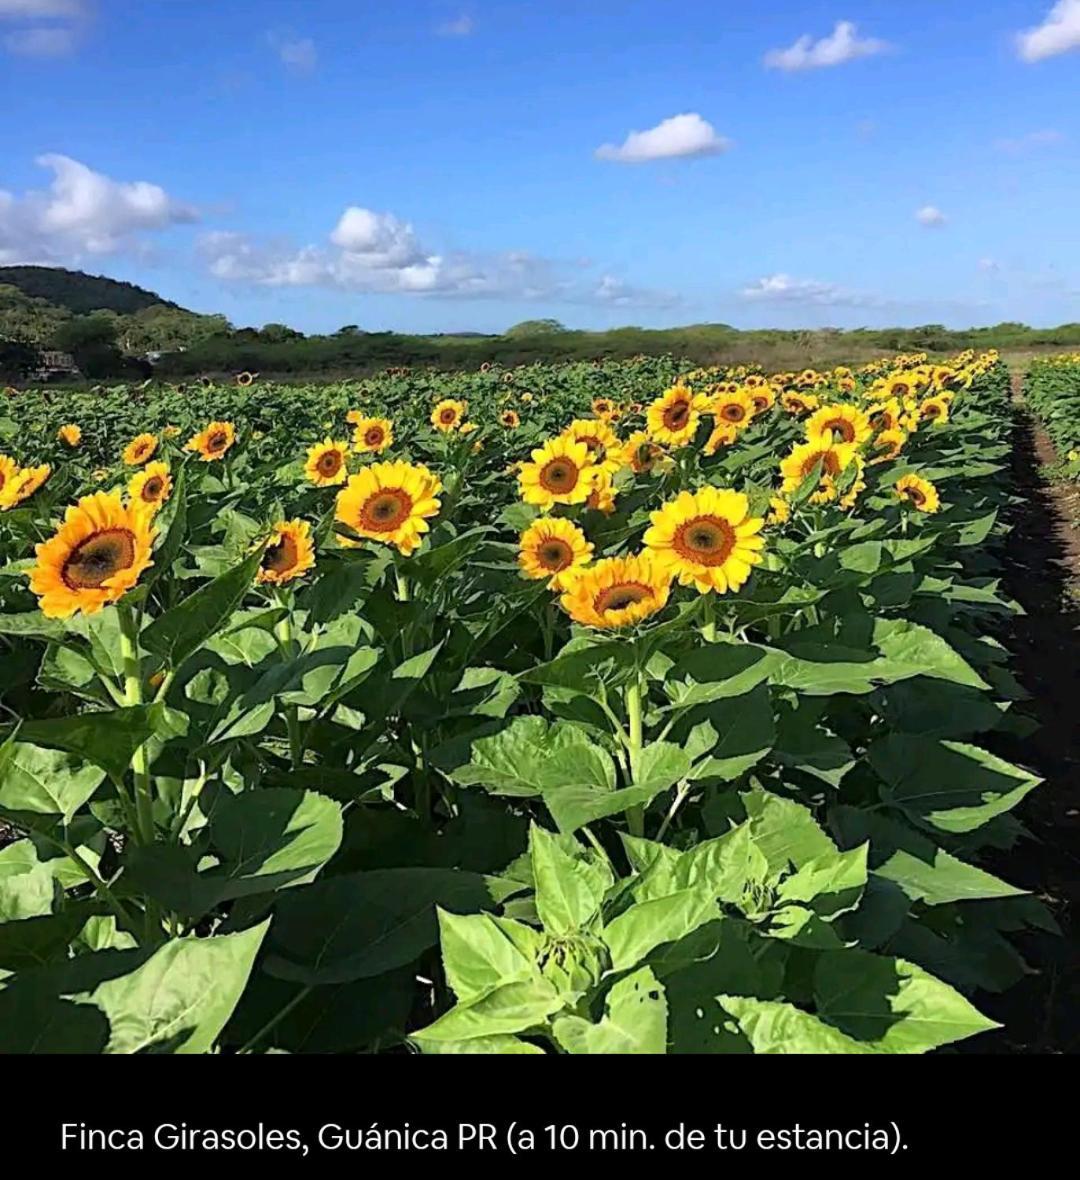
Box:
[969,372,1080,1052]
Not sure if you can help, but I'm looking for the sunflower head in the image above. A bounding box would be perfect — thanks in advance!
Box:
[518,517,593,589]
[779,436,858,504]
[643,486,765,595]
[805,403,872,447]
[591,397,617,420]
[895,473,941,513]
[703,421,739,456]
[780,391,820,416]
[431,399,467,433]
[623,431,670,475]
[561,418,624,476]
[919,396,950,425]
[28,491,157,618]
[186,421,236,462]
[128,461,173,512]
[0,455,18,504]
[749,386,776,414]
[305,439,350,486]
[870,429,906,464]
[123,433,158,466]
[352,417,394,454]
[646,385,708,447]
[236,371,256,387]
[257,519,316,585]
[559,553,672,629]
[335,460,443,556]
[711,387,756,428]
[58,424,82,447]
[766,496,791,525]
[518,435,599,509]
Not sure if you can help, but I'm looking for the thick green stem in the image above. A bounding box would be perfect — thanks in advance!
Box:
[702,593,717,643]
[118,602,154,846]
[274,605,302,768]
[624,674,645,837]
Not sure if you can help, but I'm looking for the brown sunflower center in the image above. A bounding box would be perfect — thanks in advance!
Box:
[752,395,770,411]
[439,408,458,424]
[539,458,579,494]
[822,417,856,442]
[538,539,573,571]
[360,488,413,531]
[673,515,736,566]
[364,427,385,446]
[922,403,941,418]
[632,443,658,472]
[142,477,164,501]
[595,582,653,613]
[662,401,691,430]
[208,431,229,452]
[317,450,343,476]
[902,485,926,506]
[263,535,299,574]
[721,404,747,423]
[62,528,136,590]
[801,450,841,478]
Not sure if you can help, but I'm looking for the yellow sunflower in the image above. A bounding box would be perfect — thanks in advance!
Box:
[867,398,903,433]
[236,371,256,387]
[186,421,236,462]
[703,421,740,456]
[560,418,625,478]
[0,455,18,505]
[869,429,906,464]
[805,403,872,447]
[352,417,394,454]
[779,436,858,504]
[335,460,443,556]
[305,439,350,487]
[499,409,521,429]
[256,519,316,585]
[646,384,709,447]
[711,387,756,430]
[586,472,618,514]
[431,399,467,433]
[28,491,157,618]
[592,397,617,420]
[766,497,791,525]
[919,396,950,426]
[559,553,672,629]
[163,425,180,438]
[780,391,820,416]
[1,462,50,509]
[123,433,158,466]
[518,517,593,588]
[643,487,765,595]
[895,474,941,513]
[518,436,598,509]
[128,461,173,512]
[623,431,670,475]
[58,424,82,447]
[748,386,776,414]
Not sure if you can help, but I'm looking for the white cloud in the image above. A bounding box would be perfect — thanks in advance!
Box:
[0,154,196,264]
[3,24,75,54]
[739,273,878,307]
[436,13,474,37]
[994,128,1066,152]
[267,31,317,73]
[199,209,671,307]
[764,20,890,71]
[595,113,730,163]
[1017,0,1080,62]
[0,0,83,15]
[915,205,947,227]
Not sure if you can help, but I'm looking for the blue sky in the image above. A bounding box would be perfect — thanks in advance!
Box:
[2,0,1079,333]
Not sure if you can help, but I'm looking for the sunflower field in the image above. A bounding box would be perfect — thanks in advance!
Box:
[0,348,1054,1054]
[1025,353,1080,480]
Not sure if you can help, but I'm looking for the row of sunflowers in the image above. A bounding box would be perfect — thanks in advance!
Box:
[0,348,1051,1054]
[1024,353,1080,479]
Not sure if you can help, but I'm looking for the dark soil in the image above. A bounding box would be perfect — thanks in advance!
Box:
[968,381,1080,1052]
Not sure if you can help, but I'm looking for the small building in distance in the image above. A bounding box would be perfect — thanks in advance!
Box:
[33,350,81,381]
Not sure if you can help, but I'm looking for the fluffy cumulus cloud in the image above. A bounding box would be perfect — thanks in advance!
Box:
[595,113,731,163]
[764,20,890,71]
[739,273,878,308]
[199,208,673,307]
[915,204,947,227]
[0,154,197,264]
[1,0,87,56]
[1016,0,1080,62]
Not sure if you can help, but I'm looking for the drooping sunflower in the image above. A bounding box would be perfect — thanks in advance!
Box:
[623,431,670,476]
[895,473,941,513]
[805,403,872,447]
[256,519,316,585]
[867,398,903,433]
[780,391,820,416]
[711,387,756,430]
[58,424,82,447]
[559,553,671,629]
[431,399,467,433]
[869,429,906,464]
[2,463,50,510]
[766,496,791,525]
[518,436,598,509]
[643,486,765,595]
[28,490,157,618]
[560,418,625,478]
[918,396,950,426]
[703,421,739,456]
[305,439,350,487]
[518,517,593,588]
[186,421,236,462]
[123,433,159,466]
[352,417,394,454]
[646,384,709,447]
[335,460,443,556]
[586,471,618,514]
[748,385,776,414]
[128,461,173,512]
[779,436,858,503]
[499,409,521,429]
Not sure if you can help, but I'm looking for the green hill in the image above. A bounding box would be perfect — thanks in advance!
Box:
[0,265,183,316]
